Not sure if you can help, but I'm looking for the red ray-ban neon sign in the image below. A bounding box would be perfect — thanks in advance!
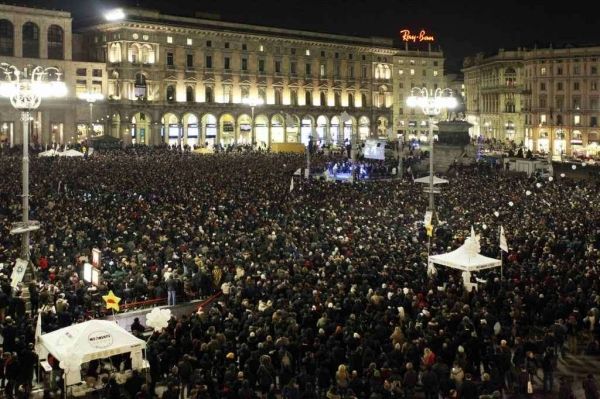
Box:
[400,29,435,43]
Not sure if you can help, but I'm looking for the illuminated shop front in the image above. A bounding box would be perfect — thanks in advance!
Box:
[570,130,583,156]
[537,131,549,154]
[553,129,566,158]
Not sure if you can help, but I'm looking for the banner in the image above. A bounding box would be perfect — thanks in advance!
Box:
[11,258,28,288]
[500,226,508,252]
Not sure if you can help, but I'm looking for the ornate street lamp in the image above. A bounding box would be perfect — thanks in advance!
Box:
[406,87,457,213]
[0,63,67,266]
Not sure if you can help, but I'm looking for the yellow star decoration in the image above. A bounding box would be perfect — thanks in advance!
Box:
[102,290,121,312]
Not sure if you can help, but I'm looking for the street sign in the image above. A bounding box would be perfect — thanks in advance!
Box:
[424,211,433,226]
[10,220,40,234]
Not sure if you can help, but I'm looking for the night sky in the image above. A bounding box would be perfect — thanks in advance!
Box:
[14,0,600,72]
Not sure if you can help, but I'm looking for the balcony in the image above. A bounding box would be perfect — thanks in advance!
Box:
[480,84,526,93]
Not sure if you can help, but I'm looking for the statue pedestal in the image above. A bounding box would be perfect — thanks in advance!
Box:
[432,121,475,173]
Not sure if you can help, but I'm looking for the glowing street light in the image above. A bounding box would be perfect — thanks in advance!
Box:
[0,63,67,266]
[242,97,264,147]
[406,87,457,214]
[105,8,126,21]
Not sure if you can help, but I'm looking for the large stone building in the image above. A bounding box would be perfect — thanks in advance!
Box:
[0,4,107,146]
[393,45,446,143]
[1,4,448,148]
[463,46,600,158]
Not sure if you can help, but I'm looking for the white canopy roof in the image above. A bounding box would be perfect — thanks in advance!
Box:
[39,319,146,363]
[38,149,60,157]
[59,149,85,157]
[428,228,501,272]
[414,175,449,185]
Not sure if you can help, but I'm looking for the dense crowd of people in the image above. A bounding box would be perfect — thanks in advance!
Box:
[0,146,599,399]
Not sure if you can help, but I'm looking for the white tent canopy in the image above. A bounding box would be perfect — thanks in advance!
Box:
[60,149,84,157]
[38,319,146,386]
[414,175,449,185]
[38,149,60,157]
[428,227,501,289]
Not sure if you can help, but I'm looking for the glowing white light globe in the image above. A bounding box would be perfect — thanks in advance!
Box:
[560,173,565,178]
[494,211,500,217]
[508,201,514,207]
[536,182,542,188]
[572,165,577,170]
[526,190,532,196]
[548,176,554,182]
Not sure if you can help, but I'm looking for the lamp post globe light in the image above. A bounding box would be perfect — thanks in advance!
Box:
[242,97,264,147]
[0,63,67,267]
[79,92,104,142]
[406,87,457,215]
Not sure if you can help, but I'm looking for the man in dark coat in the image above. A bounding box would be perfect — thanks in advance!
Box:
[583,374,599,399]
[460,373,479,399]
[421,366,439,399]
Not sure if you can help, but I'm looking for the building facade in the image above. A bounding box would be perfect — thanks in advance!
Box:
[0,4,107,146]
[79,7,404,147]
[393,48,446,144]
[462,49,526,146]
[464,46,600,158]
[1,5,448,148]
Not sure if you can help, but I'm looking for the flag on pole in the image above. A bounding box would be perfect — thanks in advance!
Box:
[425,224,433,237]
[289,177,294,193]
[500,226,508,252]
[34,310,42,353]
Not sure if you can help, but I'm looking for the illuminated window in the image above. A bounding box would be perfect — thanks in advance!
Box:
[305,49,310,56]
[574,115,581,125]
[540,114,547,124]
[410,60,415,65]
[540,67,546,75]
[399,69,404,75]
[187,38,192,45]
[167,36,173,44]
[410,69,415,76]
[259,44,264,52]
[433,70,438,76]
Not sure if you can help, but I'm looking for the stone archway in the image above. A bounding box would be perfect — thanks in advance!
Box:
[300,115,315,145]
[162,113,179,146]
[183,113,199,148]
[285,115,300,143]
[237,114,252,145]
[131,112,151,145]
[254,114,269,148]
[201,114,217,147]
[359,116,370,140]
[271,114,285,143]
[316,115,328,144]
[220,113,235,146]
